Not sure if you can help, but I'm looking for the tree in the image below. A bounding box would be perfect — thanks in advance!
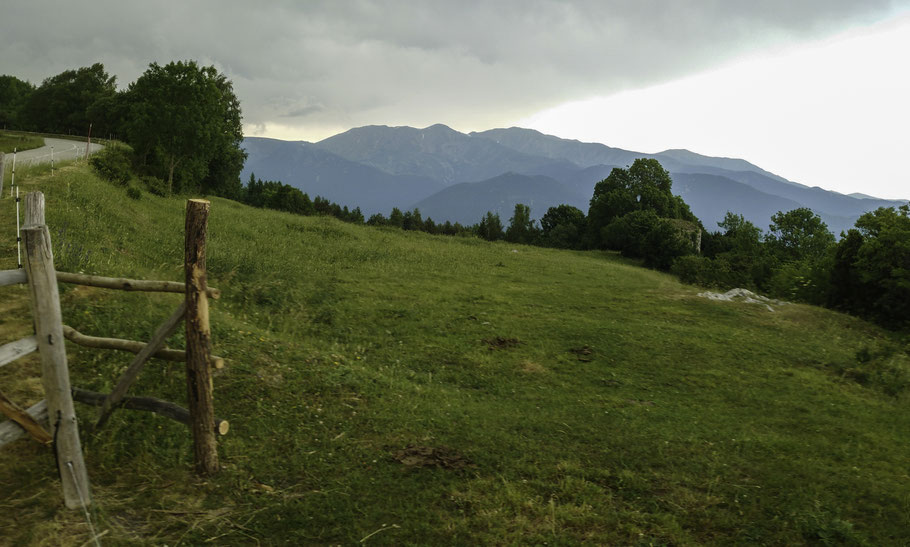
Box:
[476,211,504,241]
[0,75,34,129]
[765,208,835,264]
[22,63,116,134]
[540,204,586,249]
[586,158,697,248]
[505,203,539,245]
[828,205,910,329]
[126,61,246,196]
[388,207,405,228]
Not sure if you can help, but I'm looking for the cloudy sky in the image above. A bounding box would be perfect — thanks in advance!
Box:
[2,1,908,198]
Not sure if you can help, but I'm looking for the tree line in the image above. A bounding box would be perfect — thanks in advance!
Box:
[345,158,909,331]
[1,61,244,198]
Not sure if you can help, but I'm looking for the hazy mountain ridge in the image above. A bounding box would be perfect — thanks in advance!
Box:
[314,124,578,185]
[242,125,906,233]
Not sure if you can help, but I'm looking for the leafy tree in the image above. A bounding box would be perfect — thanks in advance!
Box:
[86,90,131,141]
[476,211,504,241]
[540,204,586,249]
[586,158,697,248]
[761,208,836,302]
[22,63,116,134]
[126,61,245,196]
[765,208,835,264]
[828,205,910,329]
[0,75,34,128]
[603,209,661,258]
[505,203,540,245]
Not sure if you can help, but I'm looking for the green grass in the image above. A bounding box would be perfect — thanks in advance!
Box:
[0,132,45,154]
[0,164,908,545]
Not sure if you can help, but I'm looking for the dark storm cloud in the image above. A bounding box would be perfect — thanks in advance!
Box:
[1,0,907,137]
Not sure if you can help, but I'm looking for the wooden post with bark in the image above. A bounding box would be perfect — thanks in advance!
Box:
[21,195,92,509]
[184,199,218,475]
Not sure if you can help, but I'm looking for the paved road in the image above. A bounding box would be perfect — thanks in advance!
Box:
[4,137,104,167]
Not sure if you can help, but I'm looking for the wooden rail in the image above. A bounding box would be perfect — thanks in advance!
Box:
[55,272,221,299]
[0,269,220,299]
[0,269,27,287]
[0,336,38,368]
[0,400,47,448]
[73,389,229,436]
[62,325,224,367]
[0,390,51,444]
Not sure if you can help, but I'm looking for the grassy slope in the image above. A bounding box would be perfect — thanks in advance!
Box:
[0,132,45,154]
[0,164,908,545]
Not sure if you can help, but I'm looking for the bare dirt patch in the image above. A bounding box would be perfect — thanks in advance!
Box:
[568,346,594,362]
[483,337,521,351]
[392,445,473,469]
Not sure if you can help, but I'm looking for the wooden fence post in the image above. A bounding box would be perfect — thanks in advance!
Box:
[25,191,45,226]
[184,199,218,475]
[22,207,92,509]
[0,152,5,196]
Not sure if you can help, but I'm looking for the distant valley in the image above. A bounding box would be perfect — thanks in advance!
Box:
[242,125,906,235]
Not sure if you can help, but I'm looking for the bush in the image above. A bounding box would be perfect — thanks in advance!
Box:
[141,175,168,196]
[126,186,142,200]
[672,255,729,287]
[90,145,133,186]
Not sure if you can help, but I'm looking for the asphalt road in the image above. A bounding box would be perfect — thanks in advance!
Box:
[4,137,104,167]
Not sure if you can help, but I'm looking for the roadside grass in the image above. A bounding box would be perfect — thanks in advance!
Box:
[0,164,908,544]
[0,132,45,154]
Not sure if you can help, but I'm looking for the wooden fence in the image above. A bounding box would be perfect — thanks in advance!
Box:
[0,192,226,510]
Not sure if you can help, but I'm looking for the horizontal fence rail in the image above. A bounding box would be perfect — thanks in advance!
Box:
[0,336,38,368]
[62,325,224,367]
[0,269,219,298]
[56,272,221,298]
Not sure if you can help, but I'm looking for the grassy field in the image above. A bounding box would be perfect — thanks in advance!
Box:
[0,132,45,154]
[0,164,908,545]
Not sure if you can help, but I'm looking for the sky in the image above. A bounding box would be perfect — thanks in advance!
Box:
[2,0,908,199]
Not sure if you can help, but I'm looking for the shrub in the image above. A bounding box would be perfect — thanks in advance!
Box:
[141,175,168,196]
[126,186,142,200]
[672,255,728,287]
[90,145,133,186]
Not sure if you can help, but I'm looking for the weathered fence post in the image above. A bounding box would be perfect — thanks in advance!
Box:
[22,192,92,509]
[25,191,45,226]
[0,152,5,196]
[184,199,218,475]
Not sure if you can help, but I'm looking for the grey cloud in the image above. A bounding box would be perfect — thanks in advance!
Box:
[1,0,908,137]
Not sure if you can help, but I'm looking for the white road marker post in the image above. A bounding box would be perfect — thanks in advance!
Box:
[15,187,21,269]
[9,148,16,197]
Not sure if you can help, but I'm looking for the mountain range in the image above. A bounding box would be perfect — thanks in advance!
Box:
[241,124,906,235]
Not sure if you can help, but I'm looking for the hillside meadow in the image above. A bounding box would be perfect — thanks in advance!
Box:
[0,163,908,545]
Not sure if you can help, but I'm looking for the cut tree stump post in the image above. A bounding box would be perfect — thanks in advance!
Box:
[21,202,92,509]
[185,199,218,475]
